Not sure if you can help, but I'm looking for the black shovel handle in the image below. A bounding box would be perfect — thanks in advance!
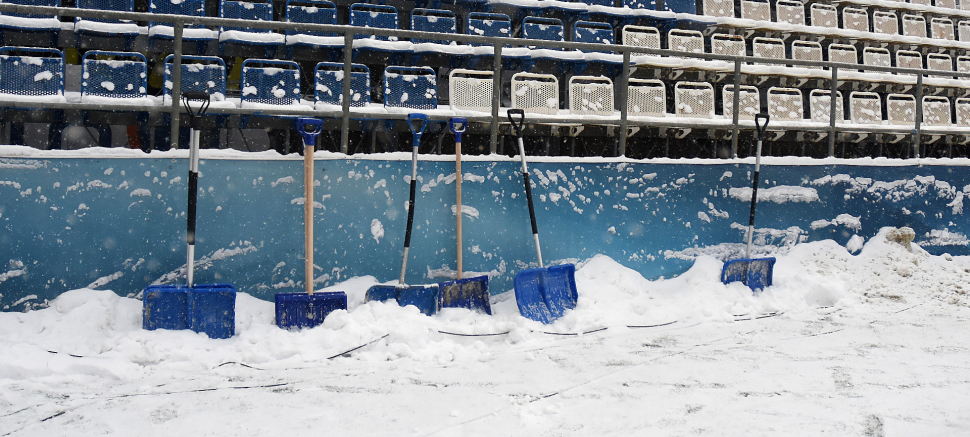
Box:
[181,92,211,130]
[754,113,769,141]
[507,109,524,138]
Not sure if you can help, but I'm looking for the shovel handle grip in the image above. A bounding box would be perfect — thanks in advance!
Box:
[449,117,466,143]
[407,113,428,143]
[507,109,524,138]
[296,118,324,149]
[754,113,769,140]
[181,92,211,130]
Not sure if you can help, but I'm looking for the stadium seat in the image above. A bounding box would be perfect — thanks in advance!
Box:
[922,96,951,126]
[702,0,733,18]
[74,0,139,51]
[350,3,399,41]
[896,50,923,72]
[240,59,304,107]
[809,3,837,28]
[740,0,770,21]
[775,0,805,26]
[510,72,559,115]
[284,0,339,59]
[0,0,60,47]
[314,62,369,108]
[957,55,970,73]
[711,33,745,57]
[849,91,882,124]
[959,20,970,42]
[827,43,858,66]
[862,47,891,73]
[573,21,614,53]
[383,66,437,110]
[842,7,869,33]
[902,14,927,38]
[809,89,843,123]
[791,40,822,68]
[449,69,493,113]
[80,50,150,148]
[931,18,955,40]
[568,76,614,116]
[955,98,970,126]
[624,0,657,10]
[465,13,518,70]
[664,0,696,14]
[873,11,899,35]
[766,87,804,121]
[0,46,64,102]
[410,9,462,67]
[674,81,714,118]
[886,94,915,125]
[162,55,227,104]
[621,25,660,56]
[149,0,215,54]
[752,37,785,64]
[927,53,954,78]
[667,29,704,57]
[522,17,565,49]
[627,79,667,117]
[722,84,760,120]
[219,0,284,58]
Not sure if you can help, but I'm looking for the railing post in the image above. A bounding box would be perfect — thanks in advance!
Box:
[828,65,838,157]
[914,72,923,159]
[169,19,183,151]
[617,50,631,157]
[490,43,502,154]
[340,31,353,155]
[730,58,741,157]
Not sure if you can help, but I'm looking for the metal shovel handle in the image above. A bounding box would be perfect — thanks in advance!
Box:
[754,113,769,141]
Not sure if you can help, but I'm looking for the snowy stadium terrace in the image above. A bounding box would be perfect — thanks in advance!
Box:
[0,0,970,157]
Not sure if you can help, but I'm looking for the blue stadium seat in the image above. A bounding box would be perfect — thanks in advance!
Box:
[350,3,399,41]
[0,46,64,101]
[522,17,565,49]
[81,51,148,100]
[163,55,227,103]
[577,0,614,7]
[314,62,370,108]
[240,59,303,107]
[624,0,657,10]
[284,0,339,59]
[383,66,437,110]
[80,50,149,148]
[219,0,284,57]
[573,21,614,53]
[411,8,457,45]
[149,0,215,54]
[74,0,138,51]
[467,12,511,46]
[0,0,60,47]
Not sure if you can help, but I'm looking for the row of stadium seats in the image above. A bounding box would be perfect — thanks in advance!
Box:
[1,46,968,127]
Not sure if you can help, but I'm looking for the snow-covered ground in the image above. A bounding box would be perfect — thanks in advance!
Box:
[1,227,969,436]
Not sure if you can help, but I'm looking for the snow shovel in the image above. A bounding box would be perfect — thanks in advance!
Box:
[365,113,438,315]
[438,118,491,314]
[721,113,777,291]
[143,92,236,338]
[507,109,578,324]
[276,118,348,330]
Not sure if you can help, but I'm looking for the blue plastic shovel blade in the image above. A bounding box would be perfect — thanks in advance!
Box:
[542,264,578,320]
[721,258,776,291]
[275,291,348,330]
[143,285,188,330]
[438,275,491,315]
[514,264,578,324]
[514,268,553,324]
[365,284,439,316]
[188,284,236,339]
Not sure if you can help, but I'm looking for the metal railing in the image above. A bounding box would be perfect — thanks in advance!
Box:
[1,2,969,158]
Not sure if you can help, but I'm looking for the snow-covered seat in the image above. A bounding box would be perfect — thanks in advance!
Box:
[775,0,805,26]
[842,7,869,32]
[674,81,714,118]
[569,76,614,116]
[767,87,804,121]
[922,96,951,126]
[315,62,370,108]
[449,69,493,113]
[849,91,882,124]
[284,0,338,58]
[573,21,614,54]
[149,0,215,54]
[902,14,927,38]
[622,25,660,55]
[219,0,284,57]
[959,20,970,42]
[711,33,745,57]
[955,97,970,126]
[240,59,303,108]
[931,17,955,40]
[791,40,822,68]
[740,0,770,21]
[862,47,891,73]
[75,0,139,51]
[809,3,837,28]
[0,47,64,103]
[511,72,559,115]
[809,89,843,123]
[0,0,60,47]
[411,9,457,45]
[722,84,760,120]
[703,0,734,18]
[383,66,437,110]
[927,53,954,77]
[873,11,899,35]
[627,79,666,117]
[162,55,227,105]
[886,94,915,125]
[80,50,148,103]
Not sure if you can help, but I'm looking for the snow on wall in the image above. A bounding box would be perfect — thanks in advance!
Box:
[0,148,967,311]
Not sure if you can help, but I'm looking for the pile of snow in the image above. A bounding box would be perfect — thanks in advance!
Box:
[1,227,967,378]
